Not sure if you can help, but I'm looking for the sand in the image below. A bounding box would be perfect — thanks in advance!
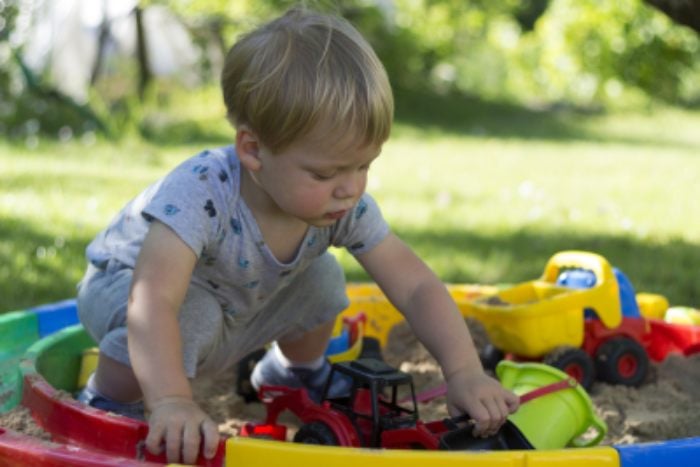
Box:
[378,319,700,446]
[195,318,700,445]
[2,318,700,447]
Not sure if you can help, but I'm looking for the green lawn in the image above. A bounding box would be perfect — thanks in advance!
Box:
[2,93,699,312]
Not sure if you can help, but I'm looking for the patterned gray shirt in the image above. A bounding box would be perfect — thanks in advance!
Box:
[85,146,389,318]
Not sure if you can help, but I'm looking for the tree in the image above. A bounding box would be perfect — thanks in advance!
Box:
[645,0,700,33]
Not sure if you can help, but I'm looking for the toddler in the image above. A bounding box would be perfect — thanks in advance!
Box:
[76,7,518,464]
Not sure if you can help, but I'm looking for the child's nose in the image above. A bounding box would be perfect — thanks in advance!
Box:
[334,173,363,199]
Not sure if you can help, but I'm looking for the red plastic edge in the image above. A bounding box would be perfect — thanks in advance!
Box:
[0,426,163,467]
[21,372,227,466]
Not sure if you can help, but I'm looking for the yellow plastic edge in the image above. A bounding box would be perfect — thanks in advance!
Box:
[340,282,493,347]
[225,437,619,467]
[77,347,99,388]
[636,292,669,319]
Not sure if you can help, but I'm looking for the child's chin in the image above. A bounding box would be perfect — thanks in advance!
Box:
[309,217,338,227]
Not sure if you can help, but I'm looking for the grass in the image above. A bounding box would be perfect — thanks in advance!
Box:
[2,89,700,312]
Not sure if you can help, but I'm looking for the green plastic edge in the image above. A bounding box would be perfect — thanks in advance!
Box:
[0,311,39,413]
[20,324,95,393]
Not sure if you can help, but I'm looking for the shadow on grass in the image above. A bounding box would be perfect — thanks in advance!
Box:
[137,95,586,148]
[135,87,697,152]
[393,88,698,151]
[344,225,700,307]
[393,88,592,141]
[138,117,234,147]
[137,88,595,147]
[0,216,92,312]
[2,213,698,313]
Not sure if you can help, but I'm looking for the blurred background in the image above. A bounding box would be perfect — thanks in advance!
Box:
[1,0,700,312]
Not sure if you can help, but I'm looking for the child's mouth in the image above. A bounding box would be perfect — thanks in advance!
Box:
[325,210,347,220]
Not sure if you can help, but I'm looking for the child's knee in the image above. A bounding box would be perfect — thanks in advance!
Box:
[77,267,131,343]
[178,284,225,376]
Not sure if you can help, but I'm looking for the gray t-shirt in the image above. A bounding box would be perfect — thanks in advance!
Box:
[86,145,389,318]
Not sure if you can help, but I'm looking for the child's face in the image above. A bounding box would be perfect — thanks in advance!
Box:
[253,132,382,227]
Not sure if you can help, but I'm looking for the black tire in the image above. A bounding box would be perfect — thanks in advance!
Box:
[595,337,649,387]
[235,348,267,403]
[359,337,383,361]
[543,346,596,390]
[293,421,339,445]
[479,344,505,371]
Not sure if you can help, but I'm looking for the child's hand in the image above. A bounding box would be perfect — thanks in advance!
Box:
[445,369,520,438]
[145,396,220,464]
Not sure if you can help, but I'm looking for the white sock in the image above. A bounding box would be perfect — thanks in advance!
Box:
[85,373,106,396]
[272,342,325,370]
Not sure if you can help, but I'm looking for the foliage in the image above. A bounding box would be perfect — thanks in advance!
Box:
[1,0,699,142]
[0,0,107,142]
[0,0,18,93]
[517,0,700,104]
[375,0,700,105]
[161,0,700,106]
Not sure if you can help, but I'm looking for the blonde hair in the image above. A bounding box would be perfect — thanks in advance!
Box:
[221,8,393,153]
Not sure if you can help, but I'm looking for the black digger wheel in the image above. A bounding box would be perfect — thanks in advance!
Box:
[543,346,596,390]
[595,337,649,387]
[235,348,267,403]
[293,421,339,445]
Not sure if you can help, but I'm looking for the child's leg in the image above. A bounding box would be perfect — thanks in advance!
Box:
[92,353,142,402]
[198,251,351,377]
[247,253,351,400]
[76,261,223,416]
[276,319,335,363]
[77,352,146,420]
[76,262,144,417]
[249,320,351,401]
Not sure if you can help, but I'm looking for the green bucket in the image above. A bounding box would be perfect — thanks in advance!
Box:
[496,360,607,449]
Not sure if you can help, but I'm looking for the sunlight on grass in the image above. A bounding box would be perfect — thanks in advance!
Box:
[370,134,700,241]
[336,107,700,302]
[2,104,700,311]
[2,142,194,229]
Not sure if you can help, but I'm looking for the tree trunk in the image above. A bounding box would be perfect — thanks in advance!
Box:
[134,6,151,100]
[90,0,110,86]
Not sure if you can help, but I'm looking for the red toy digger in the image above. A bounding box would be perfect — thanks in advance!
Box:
[241,357,537,451]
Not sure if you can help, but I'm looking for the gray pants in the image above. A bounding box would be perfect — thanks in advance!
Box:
[77,253,349,379]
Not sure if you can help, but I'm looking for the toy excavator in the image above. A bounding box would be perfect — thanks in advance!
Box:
[242,357,541,451]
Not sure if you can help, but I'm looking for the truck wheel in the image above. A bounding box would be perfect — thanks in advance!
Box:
[293,421,339,445]
[479,344,504,371]
[595,337,649,387]
[543,346,595,390]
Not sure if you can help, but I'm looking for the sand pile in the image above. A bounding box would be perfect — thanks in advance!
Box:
[2,319,699,446]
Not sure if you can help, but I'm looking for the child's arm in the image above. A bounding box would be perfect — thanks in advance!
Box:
[356,233,519,436]
[127,221,219,463]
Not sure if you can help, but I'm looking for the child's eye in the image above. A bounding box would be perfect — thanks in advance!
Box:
[311,172,334,181]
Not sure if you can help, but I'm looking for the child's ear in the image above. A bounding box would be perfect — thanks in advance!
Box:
[236,125,262,171]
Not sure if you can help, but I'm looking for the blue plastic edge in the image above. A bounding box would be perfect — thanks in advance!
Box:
[616,436,700,465]
[29,298,79,338]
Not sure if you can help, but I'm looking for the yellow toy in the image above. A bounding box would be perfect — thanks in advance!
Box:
[464,251,621,358]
